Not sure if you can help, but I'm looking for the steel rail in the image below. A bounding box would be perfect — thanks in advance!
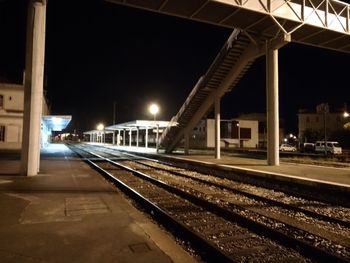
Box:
[69,144,349,263]
[68,144,234,263]
[135,159,350,229]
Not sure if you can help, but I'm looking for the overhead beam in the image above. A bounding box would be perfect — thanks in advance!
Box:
[107,0,350,53]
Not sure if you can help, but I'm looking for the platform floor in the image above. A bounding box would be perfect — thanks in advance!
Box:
[104,144,350,188]
[1,143,349,263]
[0,144,196,263]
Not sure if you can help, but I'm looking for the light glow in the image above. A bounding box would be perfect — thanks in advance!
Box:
[149,103,159,115]
[344,111,349,118]
[97,123,104,131]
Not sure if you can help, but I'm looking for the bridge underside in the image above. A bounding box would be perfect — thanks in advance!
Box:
[107,0,350,53]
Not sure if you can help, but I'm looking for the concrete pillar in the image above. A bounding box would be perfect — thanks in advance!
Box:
[21,0,47,176]
[136,127,139,147]
[117,130,120,145]
[112,131,115,145]
[123,129,126,146]
[129,128,132,147]
[184,132,189,155]
[156,124,159,153]
[215,94,221,159]
[145,127,148,148]
[266,45,280,166]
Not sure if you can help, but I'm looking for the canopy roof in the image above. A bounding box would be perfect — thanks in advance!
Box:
[42,115,72,131]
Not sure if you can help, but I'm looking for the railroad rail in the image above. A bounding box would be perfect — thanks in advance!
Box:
[68,143,350,262]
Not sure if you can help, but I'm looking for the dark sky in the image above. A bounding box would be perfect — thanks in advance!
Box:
[1,0,349,134]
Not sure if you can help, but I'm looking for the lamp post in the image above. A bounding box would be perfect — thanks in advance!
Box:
[97,123,105,144]
[236,122,240,148]
[149,103,159,152]
[319,103,329,156]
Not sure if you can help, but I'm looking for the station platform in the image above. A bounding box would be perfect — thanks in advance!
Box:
[0,144,196,263]
[102,144,350,190]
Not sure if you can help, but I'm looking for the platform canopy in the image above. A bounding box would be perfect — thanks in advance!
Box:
[107,0,350,53]
[106,120,172,131]
[42,115,72,131]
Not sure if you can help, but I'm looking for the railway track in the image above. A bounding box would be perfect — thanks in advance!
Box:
[69,143,350,262]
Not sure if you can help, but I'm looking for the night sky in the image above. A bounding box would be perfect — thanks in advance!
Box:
[1,0,349,134]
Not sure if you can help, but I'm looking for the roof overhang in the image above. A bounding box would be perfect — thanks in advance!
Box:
[83,120,176,134]
[106,120,172,130]
[42,115,72,131]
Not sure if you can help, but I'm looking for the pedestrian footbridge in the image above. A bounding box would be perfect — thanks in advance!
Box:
[108,0,350,164]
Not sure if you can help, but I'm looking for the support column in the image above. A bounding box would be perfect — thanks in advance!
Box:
[184,132,189,155]
[215,94,221,159]
[136,127,139,147]
[123,129,126,146]
[21,0,47,176]
[145,127,148,148]
[129,128,132,147]
[112,131,115,145]
[266,45,280,166]
[156,124,159,153]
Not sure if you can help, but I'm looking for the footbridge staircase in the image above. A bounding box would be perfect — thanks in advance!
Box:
[160,29,263,152]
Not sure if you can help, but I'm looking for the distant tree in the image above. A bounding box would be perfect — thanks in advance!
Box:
[344,122,350,131]
[330,129,350,148]
[301,128,322,143]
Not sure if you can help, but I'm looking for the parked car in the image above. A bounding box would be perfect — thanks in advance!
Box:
[280,144,297,152]
[315,141,342,155]
[300,142,315,153]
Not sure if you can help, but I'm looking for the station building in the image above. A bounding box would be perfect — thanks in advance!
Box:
[83,115,288,151]
[189,114,285,150]
[190,118,259,149]
[0,82,71,150]
[298,103,349,141]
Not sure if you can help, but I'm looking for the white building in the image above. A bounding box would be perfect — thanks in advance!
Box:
[0,83,27,149]
[298,103,348,141]
[0,82,71,150]
[190,118,259,149]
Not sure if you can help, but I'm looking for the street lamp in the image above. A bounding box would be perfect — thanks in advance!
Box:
[318,103,329,156]
[97,123,105,144]
[344,111,349,118]
[149,103,159,152]
[236,122,240,148]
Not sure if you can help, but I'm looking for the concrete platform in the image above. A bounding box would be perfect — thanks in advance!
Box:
[0,144,196,263]
[103,144,350,190]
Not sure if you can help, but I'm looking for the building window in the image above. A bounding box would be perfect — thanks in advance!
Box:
[0,125,5,142]
[0,95,3,108]
[240,128,251,139]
